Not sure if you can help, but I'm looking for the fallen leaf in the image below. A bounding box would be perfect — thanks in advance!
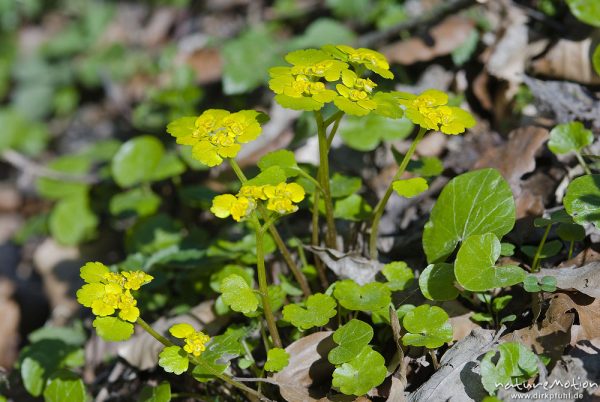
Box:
[560,248,600,268]
[546,293,600,343]
[184,47,223,85]
[304,246,382,285]
[535,262,600,298]
[531,38,600,85]
[0,278,19,367]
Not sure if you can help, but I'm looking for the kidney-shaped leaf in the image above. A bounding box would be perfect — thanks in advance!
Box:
[111,136,165,188]
[333,280,391,312]
[419,263,458,301]
[328,319,374,365]
[331,345,387,396]
[402,304,453,349]
[548,122,593,155]
[220,274,259,314]
[423,168,515,263]
[282,293,337,330]
[564,174,600,230]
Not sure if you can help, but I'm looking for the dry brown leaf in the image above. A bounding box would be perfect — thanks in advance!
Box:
[0,278,20,368]
[559,248,600,268]
[536,263,600,299]
[530,38,600,85]
[546,293,600,343]
[184,47,224,84]
[382,16,474,65]
[273,331,335,402]
[304,246,382,285]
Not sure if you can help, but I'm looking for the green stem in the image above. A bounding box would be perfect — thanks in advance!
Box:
[575,151,592,175]
[229,159,311,297]
[255,221,283,348]
[532,223,552,272]
[326,112,344,149]
[136,317,263,399]
[314,111,337,248]
[369,126,427,260]
[311,190,329,289]
[568,240,574,260]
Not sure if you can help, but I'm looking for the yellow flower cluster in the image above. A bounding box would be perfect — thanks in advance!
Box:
[169,323,211,357]
[397,89,476,134]
[76,262,153,323]
[211,182,306,222]
[167,109,262,167]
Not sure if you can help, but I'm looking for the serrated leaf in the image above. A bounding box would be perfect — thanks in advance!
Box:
[480,342,540,394]
[328,319,374,365]
[548,122,593,155]
[331,345,387,396]
[282,293,337,330]
[401,304,453,348]
[92,316,134,342]
[210,265,253,292]
[392,177,428,198]
[43,370,85,402]
[564,174,600,229]
[381,261,414,291]
[264,348,290,372]
[220,274,259,314]
[455,233,526,292]
[423,168,516,263]
[333,280,391,312]
[419,263,458,301]
[138,382,171,402]
[158,346,189,375]
[111,136,165,188]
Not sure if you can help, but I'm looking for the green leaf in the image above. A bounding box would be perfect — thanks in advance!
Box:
[150,152,186,182]
[158,346,189,375]
[92,316,134,342]
[264,348,290,372]
[192,327,246,381]
[423,168,516,263]
[220,274,259,314]
[593,44,600,76]
[452,29,479,66]
[556,223,586,242]
[334,194,372,221]
[381,261,414,291]
[471,312,493,323]
[328,319,374,365]
[330,173,362,198]
[43,370,86,402]
[564,174,600,229]
[37,155,91,200]
[210,265,254,292]
[110,188,161,218]
[480,342,540,394]
[548,122,593,155]
[455,233,526,292]
[49,194,98,246]
[500,242,515,256]
[523,275,541,293]
[401,304,453,349]
[138,382,171,402]
[392,177,428,198]
[540,275,557,292]
[126,214,182,255]
[492,295,512,313]
[289,18,356,49]
[339,114,413,151]
[333,280,391,312]
[521,240,563,259]
[332,346,387,396]
[258,150,299,177]
[282,293,337,330]
[245,166,288,187]
[419,263,458,301]
[111,136,165,188]
[0,108,49,155]
[566,0,600,27]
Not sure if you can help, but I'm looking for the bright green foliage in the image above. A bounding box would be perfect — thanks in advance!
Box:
[381,261,414,291]
[111,136,165,187]
[43,370,86,402]
[110,188,161,217]
[220,274,259,314]
[548,122,593,155]
[566,0,600,27]
[402,305,453,349]
[333,279,391,312]
[289,18,356,49]
[339,113,413,151]
[419,263,458,301]
[564,175,600,229]
[92,317,134,342]
[521,240,562,259]
[593,44,600,76]
[392,177,428,198]
[158,346,189,375]
[210,265,254,292]
[455,233,526,292]
[192,327,246,381]
[328,319,374,365]
[331,345,387,396]
[330,173,362,198]
[169,323,210,357]
[37,155,90,200]
[282,293,337,330]
[423,168,516,263]
[138,382,171,402]
[258,150,300,177]
[264,348,290,372]
[49,193,98,245]
[480,342,540,394]
[500,242,516,256]
[334,194,372,221]
[0,108,49,155]
[523,275,557,293]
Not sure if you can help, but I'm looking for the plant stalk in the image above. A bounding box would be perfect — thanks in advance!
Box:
[369,126,427,260]
[575,151,592,175]
[531,223,551,272]
[314,111,338,248]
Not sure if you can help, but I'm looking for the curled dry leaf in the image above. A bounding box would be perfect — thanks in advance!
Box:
[272,331,335,402]
[305,246,382,285]
[546,292,600,344]
[535,262,600,299]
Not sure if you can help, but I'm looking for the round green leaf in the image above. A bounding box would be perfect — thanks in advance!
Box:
[423,168,516,263]
[110,188,161,217]
[264,348,290,372]
[92,316,134,342]
[43,370,85,402]
[258,150,299,177]
[339,113,412,151]
[557,223,586,242]
[330,173,362,198]
[220,274,259,314]
[392,177,428,198]
[401,304,453,348]
[210,265,254,292]
[158,346,189,375]
[540,275,557,292]
[111,136,165,188]
[548,122,593,155]
[480,342,539,394]
[566,0,600,27]
[521,240,563,259]
[334,194,372,221]
[331,345,387,396]
[564,174,600,229]
[455,233,526,292]
[49,194,98,246]
[282,293,337,330]
[138,382,171,402]
[192,327,246,381]
[245,166,288,187]
[333,280,391,312]
[523,275,542,293]
[382,261,414,291]
[419,263,458,301]
[37,155,90,200]
[328,319,374,365]
[150,152,186,182]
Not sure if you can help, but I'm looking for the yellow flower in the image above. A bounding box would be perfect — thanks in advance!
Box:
[263,182,306,214]
[334,69,378,116]
[211,194,256,222]
[169,323,211,357]
[436,106,476,135]
[238,185,267,200]
[285,49,348,81]
[122,271,154,290]
[324,45,393,79]
[117,291,140,322]
[269,67,337,111]
[167,109,263,167]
